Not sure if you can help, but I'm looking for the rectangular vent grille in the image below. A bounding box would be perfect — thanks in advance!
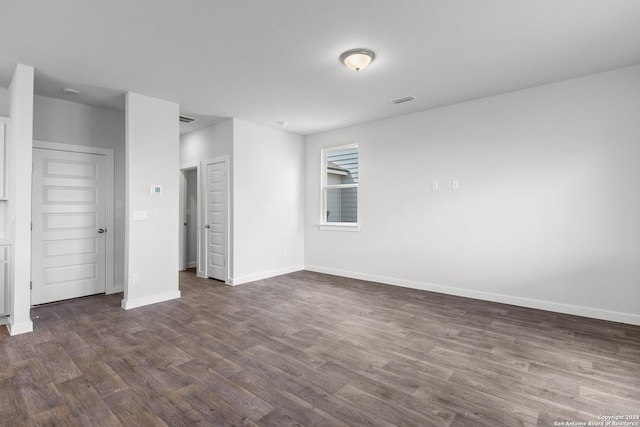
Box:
[179,115,197,124]
[390,96,416,105]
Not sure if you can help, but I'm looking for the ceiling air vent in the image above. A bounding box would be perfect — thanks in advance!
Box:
[179,115,197,124]
[390,95,416,105]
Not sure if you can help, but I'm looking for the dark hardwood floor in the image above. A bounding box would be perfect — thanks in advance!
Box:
[1,269,639,426]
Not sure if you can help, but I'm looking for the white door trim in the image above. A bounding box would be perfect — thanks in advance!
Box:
[32,140,116,294]
[201,156,230,283]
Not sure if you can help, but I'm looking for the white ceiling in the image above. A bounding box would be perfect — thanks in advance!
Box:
[1,0,639,135]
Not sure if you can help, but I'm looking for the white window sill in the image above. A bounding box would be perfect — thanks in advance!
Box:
[317,223,360,232]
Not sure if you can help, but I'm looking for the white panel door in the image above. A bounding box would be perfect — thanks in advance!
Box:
[31,148,107,305]
[205,160,228,281]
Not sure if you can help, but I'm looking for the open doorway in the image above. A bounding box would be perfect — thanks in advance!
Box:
[185,169,198,270]
[179,157,230,282]
[179,165,199,273]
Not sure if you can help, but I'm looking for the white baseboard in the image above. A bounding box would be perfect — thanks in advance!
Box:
[305,265,640,326]
[231,265,304,286]
[7,319,34,336]
[121,290,181,310]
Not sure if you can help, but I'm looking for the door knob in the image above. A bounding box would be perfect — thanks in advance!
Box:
[98,228,106,234]
[204,225,210,229]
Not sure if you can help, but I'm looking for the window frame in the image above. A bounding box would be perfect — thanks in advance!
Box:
[319,143,360,231]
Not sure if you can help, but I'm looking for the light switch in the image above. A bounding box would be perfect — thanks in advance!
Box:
[431,181,439,191]
[452,180,460,190]
[133,210,148,221]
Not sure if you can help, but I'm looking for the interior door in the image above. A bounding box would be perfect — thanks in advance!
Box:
[31,148,107,305]
[205,160,228,281]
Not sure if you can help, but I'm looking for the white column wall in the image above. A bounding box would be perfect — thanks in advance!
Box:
[0,87,7,239]
[122,92,180,309]
[6,64,34,335]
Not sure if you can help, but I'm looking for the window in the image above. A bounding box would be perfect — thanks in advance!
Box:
[321,144,359,228]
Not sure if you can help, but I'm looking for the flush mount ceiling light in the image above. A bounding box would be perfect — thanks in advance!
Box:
[339,48,375,71]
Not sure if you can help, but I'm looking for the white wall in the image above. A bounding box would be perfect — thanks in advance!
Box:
[33,95,126,290]
[6,64,34,335]
[232,119,304,284]
[180,118,233,166]
[304,65,640,325]
[0,87,10,239]
[0,87,9,116]
[123,92,180,309]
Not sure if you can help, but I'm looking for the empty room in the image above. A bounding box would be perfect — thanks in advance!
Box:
[0,1,639,426]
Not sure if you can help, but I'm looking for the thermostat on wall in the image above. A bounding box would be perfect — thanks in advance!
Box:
[150,185,163,195]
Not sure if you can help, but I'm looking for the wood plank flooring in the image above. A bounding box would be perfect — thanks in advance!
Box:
[1,269,639,426]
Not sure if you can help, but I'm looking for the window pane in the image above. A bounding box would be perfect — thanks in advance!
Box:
[325,187,358,223]
[326,148,358,184]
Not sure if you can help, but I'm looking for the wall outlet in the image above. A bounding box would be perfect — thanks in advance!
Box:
[132,274,140,284]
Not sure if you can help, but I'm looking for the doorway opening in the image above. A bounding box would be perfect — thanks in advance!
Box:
[179,157,230,283]
[181,168,198,271]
